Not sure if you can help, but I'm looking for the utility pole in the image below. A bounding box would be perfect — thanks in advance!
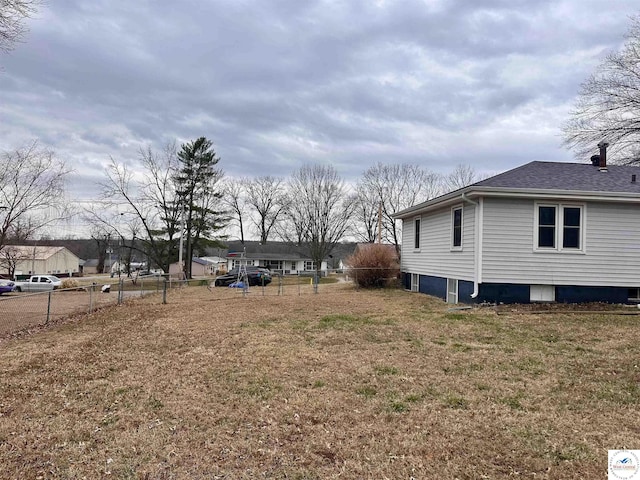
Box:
[377,201,383,244]
[178,203,185,280]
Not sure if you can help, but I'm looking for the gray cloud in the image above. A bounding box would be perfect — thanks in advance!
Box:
[0,0,638,202]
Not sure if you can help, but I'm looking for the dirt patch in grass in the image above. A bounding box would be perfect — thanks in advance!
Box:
[1,284,638,478]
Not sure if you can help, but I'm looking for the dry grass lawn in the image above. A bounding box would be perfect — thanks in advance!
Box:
[1,283,639,479]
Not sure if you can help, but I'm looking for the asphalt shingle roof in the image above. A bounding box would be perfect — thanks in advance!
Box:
[474,161,640,193]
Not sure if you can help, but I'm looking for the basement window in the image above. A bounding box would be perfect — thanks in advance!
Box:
[628,288,640,303]
[447,278,458,304]
[530,285,555,302]
[411,274,419,292]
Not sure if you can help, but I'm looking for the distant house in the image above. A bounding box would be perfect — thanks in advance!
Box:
[393,152,640,304]
[1,245,81,277]
[83,258,117,275]
[168,257,217,277]
[83,259,100,275]
[216,241,357,275]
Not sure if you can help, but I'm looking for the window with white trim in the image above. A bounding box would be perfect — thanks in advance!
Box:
[451,206,463,250]
[535,203,584,252]
[411,274,419,292]
[447,278,458,304]
[413,217,421,250]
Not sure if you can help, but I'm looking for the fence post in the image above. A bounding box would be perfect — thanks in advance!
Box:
[46,291,52,324]
[163,279,167,304]
[89,284,94,313]
[118,279,124,305]
[314,273,318,294]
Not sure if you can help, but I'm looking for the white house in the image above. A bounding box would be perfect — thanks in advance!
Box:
[393,151,640,304]
[219,241,352,275]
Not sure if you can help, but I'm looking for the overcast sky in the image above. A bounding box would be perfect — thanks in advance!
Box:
[1,0,639,201]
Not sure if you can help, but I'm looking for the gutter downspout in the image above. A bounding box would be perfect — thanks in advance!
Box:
[461,193,481,299]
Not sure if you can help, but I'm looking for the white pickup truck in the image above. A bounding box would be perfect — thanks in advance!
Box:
[13,275,63,292]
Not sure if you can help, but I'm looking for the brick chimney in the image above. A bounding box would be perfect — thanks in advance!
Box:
[597,140,609,169]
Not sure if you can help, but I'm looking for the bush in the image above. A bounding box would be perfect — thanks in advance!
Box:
[346,244,399,288]
[61,278,80,289]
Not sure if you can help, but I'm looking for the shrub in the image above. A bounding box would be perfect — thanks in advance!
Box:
[61,278,80,289]
[346,244,399,288]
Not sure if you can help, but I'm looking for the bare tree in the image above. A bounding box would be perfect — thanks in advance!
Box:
[284,164,355,273]
[563,15,640,163]
[350,187,379,243]
[443,164,482,192]
[88,225,112,274]
[87,144,182,274]
[220,178,247,243]
[359,163,442,252]
[245,175,288,244]
[0,0,39,53]
[0,141,71,253]
[0,245,31,277]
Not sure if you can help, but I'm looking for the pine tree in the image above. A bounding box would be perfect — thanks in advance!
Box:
[174,137,226,278]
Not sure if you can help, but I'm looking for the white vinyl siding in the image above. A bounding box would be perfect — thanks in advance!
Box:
[401,203,475,281]
[482,198,640,286]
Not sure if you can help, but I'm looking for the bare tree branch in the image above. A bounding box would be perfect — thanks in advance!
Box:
[563,15,640,164]
[245,175,288,244]
[0,0,39,53]
[359,163,442,252]
[0,141,71,252]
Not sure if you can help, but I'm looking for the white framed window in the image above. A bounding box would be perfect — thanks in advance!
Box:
[628,288,640,302]
[305,261,317,271]
[534,203,585,253]
[447,278,458,304]
[411,273,419,292]
[413,217,421,250]
[451,206,463,251]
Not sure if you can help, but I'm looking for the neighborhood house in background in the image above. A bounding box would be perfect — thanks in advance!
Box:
[394,145,640,304]
[0,246,80,278]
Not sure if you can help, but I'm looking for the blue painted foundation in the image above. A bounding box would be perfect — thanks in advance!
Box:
[420,275,447,300]
[555,286,627,304]
[402,271,631,304]
[475,283,530,304]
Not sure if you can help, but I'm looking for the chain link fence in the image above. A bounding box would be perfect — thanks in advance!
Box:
[0,269,399,337]
[0,276,169,336]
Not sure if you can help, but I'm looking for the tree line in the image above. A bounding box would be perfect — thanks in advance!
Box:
[85,138,484,278]
[0,138,483,279]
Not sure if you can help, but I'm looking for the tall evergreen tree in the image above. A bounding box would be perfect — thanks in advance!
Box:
[174,137,226,278]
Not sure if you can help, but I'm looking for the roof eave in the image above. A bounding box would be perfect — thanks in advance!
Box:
[392,186,640,219]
